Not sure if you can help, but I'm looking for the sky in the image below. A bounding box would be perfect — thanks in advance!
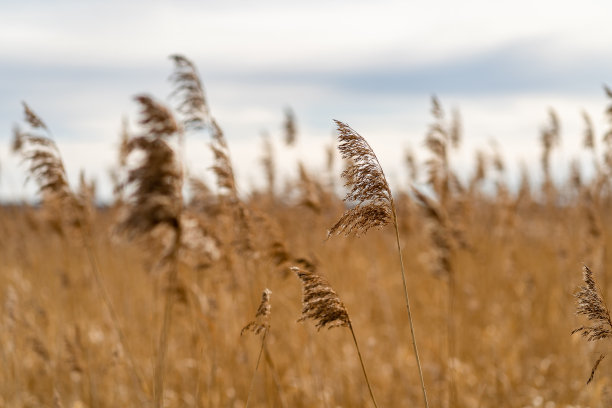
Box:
[1,0,612,201]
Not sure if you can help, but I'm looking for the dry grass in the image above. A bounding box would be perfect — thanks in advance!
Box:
[3,56,612,408]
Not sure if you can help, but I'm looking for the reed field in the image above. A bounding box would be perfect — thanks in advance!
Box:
[3,55,612,408]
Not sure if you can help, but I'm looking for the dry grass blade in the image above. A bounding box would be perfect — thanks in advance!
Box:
[587,354,606,385]
[242,289,272,336]
[328,120,392,237]
[293,266,349,330]
[169,54,210,129]
[573,266,612,341]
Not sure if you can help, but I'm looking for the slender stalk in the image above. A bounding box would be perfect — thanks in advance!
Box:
[391,202,430,408]
[153,223,182,408]
[348,322,379,408]
[263,346,287,408]
[245,329,268,408]
[447,271,457,408]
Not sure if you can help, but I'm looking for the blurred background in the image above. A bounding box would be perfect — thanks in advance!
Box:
[1,0,612,201]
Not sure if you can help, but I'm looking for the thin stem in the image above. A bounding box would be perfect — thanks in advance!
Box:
[263,346,287,408]
[447,272,457,408]
[246,329,268,408]
[348,322,379,408]
[391,203,429,408]
[153,224,182,408]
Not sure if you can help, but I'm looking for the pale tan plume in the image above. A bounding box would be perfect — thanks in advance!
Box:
[241,288,272,336]
[292,266,350,330]
[328,120,393,237]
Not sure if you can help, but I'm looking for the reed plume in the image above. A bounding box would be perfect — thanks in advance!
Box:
[540,109,560,203]
[573,265,612,384]
[293,265,379,407]
[119,94,183,408]
[260,132,276,198]
[169,54,210,129]
[327,120,429,408]
[424,96,462,206]
[328,120,392,237]
[283,107,297,146]
[242,289,272,407]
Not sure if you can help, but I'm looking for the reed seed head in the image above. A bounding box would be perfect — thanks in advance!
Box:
[169,54,210,129]
[328,120,393,237]
[293,265,350,330]
[241,288,272,336]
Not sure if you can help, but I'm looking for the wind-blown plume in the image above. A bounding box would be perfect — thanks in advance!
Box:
[210,120,237,196]
[328,120,393,237]
[412,188,453,278]
[573,266,612,341]
[293,266,349,330]
[119,95,182,238]
[169,54,210,129]
[283,107,297,146]
[573,265,612,384]
[14,103,80,214]
[241,289,272,336]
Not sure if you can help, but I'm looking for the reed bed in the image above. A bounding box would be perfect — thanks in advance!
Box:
[1,55,612,408]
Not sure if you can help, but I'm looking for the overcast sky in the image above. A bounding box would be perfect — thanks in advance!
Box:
[1,0,612,201]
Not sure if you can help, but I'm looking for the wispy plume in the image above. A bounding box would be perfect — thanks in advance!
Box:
[293,266,350,330]
[241,288,272,336]
[573,265,612,384]
[169,54,210,129]
[119,95,182,238]
[328,120,392,237]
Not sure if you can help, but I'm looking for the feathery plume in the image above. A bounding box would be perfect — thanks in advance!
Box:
[22,101,48,130]
[293,266,350,330]
[540,109,560,179]
[134,95,180,139]
[241,289,272,336]
[119,95,182,238]
[412,188,453,278]
[405,146,419,182]
[260,132,276,196]
[573,266,612,384]
[583,111,596,151]
[14,103,82,226]
[328,120,393,237]
[573,266,612,341]
[283,107,297,146]
[169,54,210,129]
[210,120,237,196]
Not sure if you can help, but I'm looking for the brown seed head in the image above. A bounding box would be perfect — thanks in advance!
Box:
[133,95,180,138]
[241,288,272,336]
[328,120,393,237]
[169,54,210,129]
[119,96,182,237]
[292,265,350,330]
[573,265,612,342]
